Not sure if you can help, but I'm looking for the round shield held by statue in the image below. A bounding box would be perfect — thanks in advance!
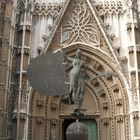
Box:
[66,120,88,140]
[27,52,67,96]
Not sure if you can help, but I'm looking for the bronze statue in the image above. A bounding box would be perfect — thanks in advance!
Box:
[61,48,87,112]
[61,48,114,116]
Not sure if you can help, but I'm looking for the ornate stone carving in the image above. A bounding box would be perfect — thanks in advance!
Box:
[36,116,44,123]
[132,111,139,119]
[112,84,119,93]
[102,118,109,125]
[116,115,124,123]
[7,124,13,139]
[17,0,25,12]
[24,47,30,55]
[36,99,44,107]
[19,25,31,31]
[50,119,57,140]
[133,23,139,29]
[19,113,26,120]
[0,83,6,90]
[128,46,134,53]
[91,79,99,87]
[0,110,8,118]
[113,45,120,53]
[131,72,138,109]
[106,72,113,80]
[131,72,136,91]
[62,0,99,46]
[12,112,26,120]
[94,61,104,71]
[50,103,58,111]
[51,119,57,126]
[12,112,17,120]
[15,47,22,55]
[96,1,124,15]
[98,89,106,97]
[37,47,44,54]
[136,45,140,52]
[102,102,109,110]
[116,99,123,106]
[42,34,49,42]
[14,46,30,55]
[33,2,61,17]
[109,33,115,40]
[120,56,128,64]
[126,23,132,30]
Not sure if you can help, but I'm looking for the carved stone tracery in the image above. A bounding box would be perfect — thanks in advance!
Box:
[33,2,61,17]
[62,0,99,46]
[96,1,124,15]
[131,72,138,109]
[50,119,57,140]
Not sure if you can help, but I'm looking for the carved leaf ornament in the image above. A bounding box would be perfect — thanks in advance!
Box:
[63,0,99,46]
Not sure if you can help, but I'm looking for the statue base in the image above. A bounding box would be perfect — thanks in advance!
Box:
[71,108,87,118]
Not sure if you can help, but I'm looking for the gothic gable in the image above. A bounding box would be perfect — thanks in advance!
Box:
[44,0,118,62]
[61,0,99,46]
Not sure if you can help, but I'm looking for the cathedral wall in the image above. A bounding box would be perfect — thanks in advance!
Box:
[7,0,140,140]
[0,0,14,139]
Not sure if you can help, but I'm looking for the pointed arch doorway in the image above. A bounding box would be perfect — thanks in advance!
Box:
[62,119,98,140]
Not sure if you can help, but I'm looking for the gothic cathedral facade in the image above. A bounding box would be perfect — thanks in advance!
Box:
[0,0,140,140]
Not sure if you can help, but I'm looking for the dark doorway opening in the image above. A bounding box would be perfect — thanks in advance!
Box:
[62,119,75,140]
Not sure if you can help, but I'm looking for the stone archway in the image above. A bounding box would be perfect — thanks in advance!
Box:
[57,44,130,140]
[29,43,131,140]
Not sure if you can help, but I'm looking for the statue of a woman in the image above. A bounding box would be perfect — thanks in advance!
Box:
[61,48,114,116]
[61,48,87,111]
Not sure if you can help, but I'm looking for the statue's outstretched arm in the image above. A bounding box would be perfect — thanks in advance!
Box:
[86,72,115,83]
[60,47,73,62]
